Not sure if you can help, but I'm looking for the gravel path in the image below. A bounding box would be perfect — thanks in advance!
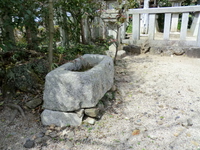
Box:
[1,54,200,150]
[71,54,200,150]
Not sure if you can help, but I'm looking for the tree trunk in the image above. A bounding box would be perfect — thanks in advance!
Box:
[81,18,87,44]
[87,17,93,43]
[114,26,120,65]
[59,6,68,48]
[48,0,54,71]
[24,13,38,50]
[2,14,15,50]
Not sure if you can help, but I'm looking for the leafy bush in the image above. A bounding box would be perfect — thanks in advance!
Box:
[126,23,132,33]
[64,43,108,61]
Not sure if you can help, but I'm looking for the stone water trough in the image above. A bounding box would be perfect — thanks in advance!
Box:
[41,54,114,127]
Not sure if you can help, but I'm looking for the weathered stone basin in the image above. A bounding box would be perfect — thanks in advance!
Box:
[41,54,114,126]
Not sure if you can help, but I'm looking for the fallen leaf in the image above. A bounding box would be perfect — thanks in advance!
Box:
[132,129,140,136]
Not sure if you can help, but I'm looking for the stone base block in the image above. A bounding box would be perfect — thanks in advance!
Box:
[41,109,83,127]
[185,48,200,58]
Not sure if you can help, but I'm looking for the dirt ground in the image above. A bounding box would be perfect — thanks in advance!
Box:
[1,54,200,150]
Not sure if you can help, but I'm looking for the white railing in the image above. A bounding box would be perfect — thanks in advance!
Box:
[123,6,200,47]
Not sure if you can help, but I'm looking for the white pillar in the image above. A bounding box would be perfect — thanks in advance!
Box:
[141,0,149,34]
[163,13,172,40]
[171,2,181,32]
[180,13,189,40]
[190,13,200,36]
[132,14,140,41]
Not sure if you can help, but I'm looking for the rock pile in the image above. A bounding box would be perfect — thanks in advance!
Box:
[41,54,114,127]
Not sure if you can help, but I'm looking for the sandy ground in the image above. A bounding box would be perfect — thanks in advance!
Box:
[1,54,200,150]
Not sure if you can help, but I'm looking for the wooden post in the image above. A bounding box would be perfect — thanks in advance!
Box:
[180,13,189,40]
[163,13,171,40]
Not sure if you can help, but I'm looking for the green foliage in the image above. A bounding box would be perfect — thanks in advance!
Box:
[126,0,140,9]
[5,64,37,92]
[64,43,107,61]
[157,0,171,32]
[0,42,15,52]
[127,23,132,33]
[54,0,102,46]
[31,59,49,77]
[56,46,65,54]
[3,58,48,93]
[182,0,197,6]
[16,39,28,49]
[158,0,172,7]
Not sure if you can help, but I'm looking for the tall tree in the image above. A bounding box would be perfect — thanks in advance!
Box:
[48,0,54,70]
[0,0,18,51]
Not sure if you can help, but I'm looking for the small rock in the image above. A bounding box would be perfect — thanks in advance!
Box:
[187,119,193,126]
[143,132,148,138]
[105,92,113,100]
[66,140,73,149]
[84,117,96,125]
[97,102,104,112]
[102,99,112,107]
[186,133,191,137]
[55,127,62,131]
[67,131,75,138]
[110,84,117,92]
[173,107,178,110]
[169,145,174,149]
[84,108,100,118]
[35,135,49,144]
[6,147,12,150]
[25,98,42,109]
[49,131,58,138]
[60,130,75,139]
[36,131,45,138]
[42,142,47,147]
[175,116,180,120]
[45,130,52,136]
[60,129,68,137]
[139,127,147,132]
[182,122,188,127]
[49,124,56,130]
[24,139,35,148]
[32,135,37,140]
[75,109,84,118]
[60,126,67,130]
[35,137,43,144]
[124,117,129,120]
[174,133,180,137]
[117,50,126,59]
[123,45,141,55]
[157,121,163,125]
